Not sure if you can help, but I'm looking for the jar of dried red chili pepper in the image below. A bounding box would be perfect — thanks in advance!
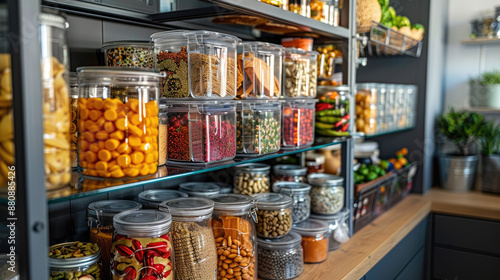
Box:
[281,99,317,148]
[112,210,174,280]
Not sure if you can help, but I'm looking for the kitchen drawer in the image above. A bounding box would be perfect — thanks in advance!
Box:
[433,247,500,279]
[395,247,425,280]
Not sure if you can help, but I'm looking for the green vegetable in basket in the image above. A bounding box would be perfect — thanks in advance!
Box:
[354,173,365,185]
[378,0,390,10]
[367,172,378,182]
[412,23,425,33]
[396,15,411,28]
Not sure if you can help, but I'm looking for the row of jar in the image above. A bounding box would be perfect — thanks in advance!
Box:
[259,0,341,26]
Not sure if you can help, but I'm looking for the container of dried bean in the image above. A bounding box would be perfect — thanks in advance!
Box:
[102,41,154,68]
[160,198,218,280]
[138,189,188,209]
[252,193,293,238]
[210,194,258,280]
[112,210,174,280]
[236,100,281,155]
[151,30,239,99]
[271,165,308,183]
[76,67,162,178]
[234,163,271,195]
[237,42,283,99]
[158,100,168,166]
[283,48,318,98]
[293,219,330,263]
[166,100,237,164]
[282,99,316,148]
[179,182,221,197]
[308,173,345,214]
[273,181,311,223]
[87,200,142,278]
[257,231,304,280]
[49,241,101,280]
[310,209,350,251]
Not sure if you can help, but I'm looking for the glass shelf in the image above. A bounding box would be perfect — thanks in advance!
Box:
[363,127,415,138]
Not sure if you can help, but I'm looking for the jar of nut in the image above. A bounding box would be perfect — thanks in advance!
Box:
[257,231,304,279]
[234,163,271,195]
[308,173,345,214]
[272,181,311,224]
[49,241,102,280]
[271,164,308,184]
[210,194,258,280]
[252,193,293,238]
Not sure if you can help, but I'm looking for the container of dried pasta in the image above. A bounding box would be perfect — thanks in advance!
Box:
[283,47,318,98]
[151,30,240,99]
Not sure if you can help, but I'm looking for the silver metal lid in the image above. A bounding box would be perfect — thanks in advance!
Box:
[139,189,188,208]
[252,193,292,210]
[49,242,100,268]
[77,66,163,78]
[257,231,302,249]
[307,173,344,187]
[273,164,308,176]
[293,219,330,236]
[179,182,221,197]
[215,182,233,194]
[87,200,142,218]
[235,163,271,172]
[210,194,253,211]
[273,181,311,195]
[161,197,214,217]
[113,210,172,237]
[39,13,68,30]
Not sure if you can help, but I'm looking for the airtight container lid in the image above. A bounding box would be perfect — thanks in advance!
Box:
[151,29,240,47]
[293,219,330,236]
[257,231,302,250]
[210,193,253,212]
[87,200,142,224]
[238,41,284,52]
[77,66,163,79]
[161,197,215,218]
[317,85,350,94]
[273,164,308,176]
[235,163,271,172]
[236,99,282,110]
[101,40,152,50]
[49,242,100,269]
[307,173,344,187]
[273,181,311,195]
[113,210,172,237]
[138,189,188,208]
[215,182,233,194]
[310,209,349,231]
[252,193,292,210]
[284,47,319,57]
[39,13,68,30]
[179,182,221,197]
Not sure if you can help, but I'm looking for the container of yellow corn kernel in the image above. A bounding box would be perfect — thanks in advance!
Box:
[76,67,162,178]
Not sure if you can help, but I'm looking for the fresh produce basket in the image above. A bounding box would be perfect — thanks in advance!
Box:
[361,21,423,57]
[389,161,418,207]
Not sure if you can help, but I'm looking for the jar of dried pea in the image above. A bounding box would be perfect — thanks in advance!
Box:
[76,67,162,178]
[49,241,102,280]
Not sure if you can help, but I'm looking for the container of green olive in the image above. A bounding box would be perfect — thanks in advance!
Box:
[49,241,101,280]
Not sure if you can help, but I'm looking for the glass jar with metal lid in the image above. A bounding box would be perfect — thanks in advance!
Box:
[49,241,101,280]
[210,194,258,280]
[308,173,344,214]
[257,231,304,280]
[112,210,173,280]
[161,198,217,279]
[273,181,311,223]
[178,182,221,197]
[271,164,308,183]
[252,193,293,238]
[310,209,350,251]
[234,163,271,195]
[102,41,154,68]
[87,200,142,278]
[138,189,188,209]
[293,219,330,263]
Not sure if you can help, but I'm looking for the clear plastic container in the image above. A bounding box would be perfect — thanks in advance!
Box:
[272,164,308,183]
[158,100,168,166]
[112,210,174,280]
[316,86,351,137]
[283,48,318,98]
[315,45,342,79]
[76,67,161,178]
[307,173,344,214]
[236,100,281,155]
[281,37,314,52]
[102,41,154,68]
[237,42,283,99]
[310,209,350,251]
[282,99,316,148]
[311,0,340,25]
[178,182,221,197]
[138,189,188,209]
[70,73,78,169]
[257,231,304,280]
[293,219,330,263]
[234,163,271,195]
[273,181,311,223]
[49,242,101,280]
[288,0,310,17]
[166,101,237,163]
[252,193,293,238]
[151,30,239,99]
[160,198,217,279]
[355,83,378,134]
[211,194,258,280]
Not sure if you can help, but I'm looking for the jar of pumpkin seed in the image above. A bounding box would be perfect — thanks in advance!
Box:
[49,241,101,280]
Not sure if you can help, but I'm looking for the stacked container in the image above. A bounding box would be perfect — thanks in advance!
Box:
[315,85,351,137]
[282,99,317,148]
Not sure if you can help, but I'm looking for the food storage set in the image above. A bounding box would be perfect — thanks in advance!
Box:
[281,99,317,148]
[315,85,351,137]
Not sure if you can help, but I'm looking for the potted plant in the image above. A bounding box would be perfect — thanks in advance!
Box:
[479,121,500,193]
[470,70,500,109]
[437,109,484,192]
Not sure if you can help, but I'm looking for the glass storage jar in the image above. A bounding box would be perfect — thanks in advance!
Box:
[282,99,316,148]
[161,198,218,280]
[293,219,330,263]
[234,163,271,195]
[310,209,350,251]
[179,182,221,197]
[87,200,142,278]
[158,100,168,166]
[39,13,72,190]
[76,67,161,178]
[308,173,344,214]
[236,100,281,155]
[166,100,237,164]
[305,152,325,174]
[112,210,173,280]
[273,181,311,223]
[283,48,318,98]
[70,73,78,169]
[257,231,304,280]
[102,41,154,68]
[210,194,258,280]
[49,241,101,280]
[151,30,239,99]
[237,42,283,99]
[288,0,310,17]
[316,85,351,137]
[272,164,308,183]
[356,83,378,134]
[252,193,293,238]
[138,189,188,209]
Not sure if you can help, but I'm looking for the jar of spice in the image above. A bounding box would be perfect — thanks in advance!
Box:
[161,198,218,279]
[102,41,154,68]
[308,173,344,214]
[138,189,188,209]
[293,219,330,263]
[49,241,101,280]
[179,182,221,197]
[257,231,304,279]
[305,152,325,174]
[272,164,308,183]
[112,210,174,280]
[210,194,258,280]
[234,163,271,195]
[273,181,311,223]
[158,100,168,166]
[282,99,317,148]
[252,193,293,238]
[283,48,318,98]
[310,209,350,251]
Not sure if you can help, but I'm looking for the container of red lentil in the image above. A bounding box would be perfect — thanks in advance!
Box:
[282,99,317,148]
[102,41,154,68]
[166,100,237,164]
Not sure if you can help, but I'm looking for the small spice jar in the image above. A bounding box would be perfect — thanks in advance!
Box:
[234,163,271,195]
[87,200,142,278]
[112,210,174,280]
[257,231,304,280]
[102,41,154,68]
[305,152,326,174]
[293,219,330,263]
[273,181,311,224]
[161,198,218,279]
[179,182,221,197]
[271,164,308,183]
[310,209,350,251]
[138,189,188,209]
[49,241,101,280]
[158,100,168,166]
[252,193,293,238]
[308,173,345,214]
[210,194,258,280]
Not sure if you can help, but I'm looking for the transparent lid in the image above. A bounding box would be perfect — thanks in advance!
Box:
[310,209,349,230]
[113,210,172,237]
[235,163,271,173]
[284,47,319,57]
[273,182,311,195]
[39,12,68,30]
[101,40,152,50]
[49,242,100,268]
[87,200,142,219]
[138,189,188,207]
[210,194,253,212]
[252,193,292,210]
[293,219,330,236]
[179,182,221,197]
[273,164,308,176]
[257,231,302,250]
[77,66,163,79]
[239,41,284,53]
[317,85,350,94]
[161,197,214,217]
[236,100,282,111]
[151,30,240,47]
[307,173,344,187]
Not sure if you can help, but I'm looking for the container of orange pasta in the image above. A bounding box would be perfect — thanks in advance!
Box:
[292,219,330,263]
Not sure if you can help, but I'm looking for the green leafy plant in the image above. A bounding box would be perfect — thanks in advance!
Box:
[470,70,500,86]
[479,121,500,156]
[437,109,484,155]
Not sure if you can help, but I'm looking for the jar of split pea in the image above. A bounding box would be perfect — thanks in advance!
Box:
[76,67,163,178]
